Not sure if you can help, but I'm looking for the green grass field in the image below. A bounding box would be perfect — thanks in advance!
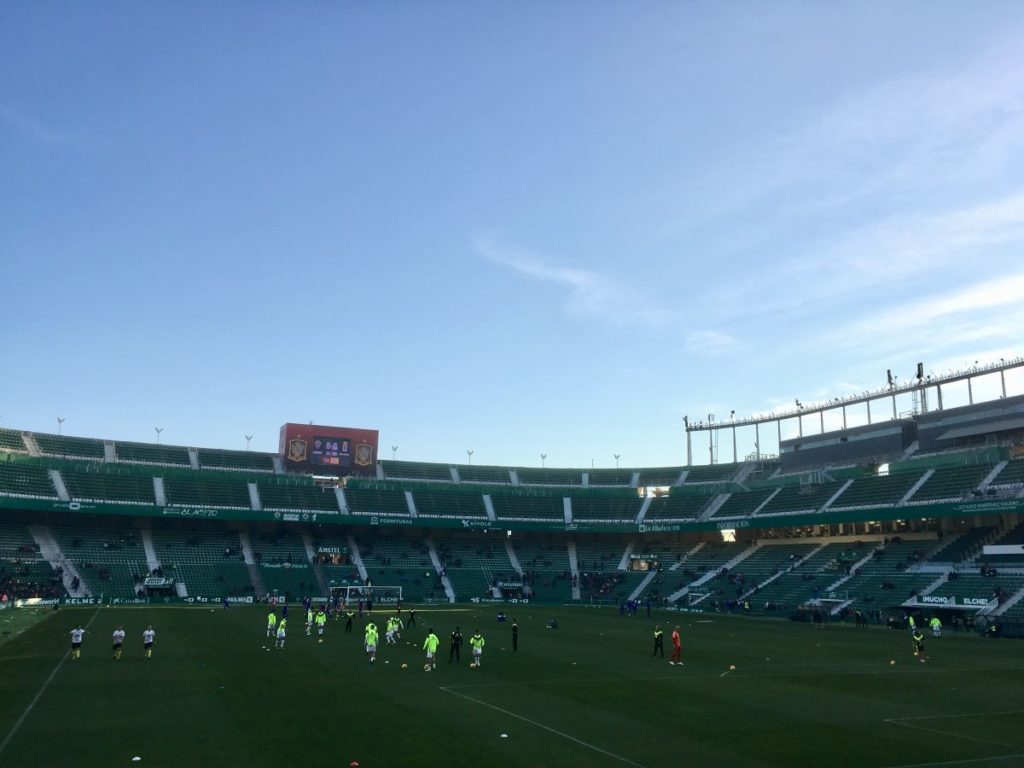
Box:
[0,604,1022,768]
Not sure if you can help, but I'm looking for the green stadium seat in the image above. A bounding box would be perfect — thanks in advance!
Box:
[115,442,191,466]
[33,433,105,460]
[0,461,58,499]
[198,448,275,473]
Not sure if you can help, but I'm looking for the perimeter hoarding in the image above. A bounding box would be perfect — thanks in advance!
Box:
[279,423,378,476]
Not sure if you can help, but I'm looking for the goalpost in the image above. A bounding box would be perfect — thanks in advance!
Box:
[687,589,711,607]
[331,585,403,606]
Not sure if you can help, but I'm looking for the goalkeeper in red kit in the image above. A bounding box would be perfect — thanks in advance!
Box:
[669,625,682,666]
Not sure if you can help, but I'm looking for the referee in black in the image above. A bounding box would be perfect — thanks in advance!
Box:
[449,626,463,662]
[652,625,664,658]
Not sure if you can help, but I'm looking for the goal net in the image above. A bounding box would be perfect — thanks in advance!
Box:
[331,585,403,606]
[687,589,711,606]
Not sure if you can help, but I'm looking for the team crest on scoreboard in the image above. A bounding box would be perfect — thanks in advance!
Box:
[287,438,308,462]
[354,443,374,466]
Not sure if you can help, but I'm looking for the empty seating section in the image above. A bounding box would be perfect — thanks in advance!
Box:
[927,527,996,563]
[251,531,317,599]
[574,541,638,602]
[570,491,642,521]
[115,442,191,466]
[982,523,1024,566]
[758,481,844,515]
[684,464,740,484]
[830,473,924,509]
[164,474,251,508]
[514,540,571,601]
[198,448,275,472]
[380,461,452,482]
[490,492,564,521]
[62,466,155,505]
[638,467,684,487]
[660,543,745,597]
[345,485,411,516]
[151,529,253,597]
[745,543,857,613]
[33,433,105,459]
[52,525,148,598]
[840,539,941,610]
[456,464,512,484]
[0,522,62,599]
[701,543,819,604]
[412,488,488,519]
[516,467,583,486]
[991,458,1024,486]
[436,537,514,600]
[257,479,340,511]
[932,573,1024,604]
[587,469,634,487]
[711,489,774,519]
[0,462,57,498]
[356,535,444,602]
[907,464,994,503]
[0,428,26,453]
[644,492,713,521]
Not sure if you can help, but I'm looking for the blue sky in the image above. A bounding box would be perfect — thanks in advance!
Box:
[2,2,1023,468]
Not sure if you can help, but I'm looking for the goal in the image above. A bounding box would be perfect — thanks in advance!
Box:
[331,585,403,606]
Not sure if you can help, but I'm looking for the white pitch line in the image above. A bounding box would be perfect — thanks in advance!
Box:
[0,606,102,758]
[881,753,1024,768]
[440,685,648,768]
[719,669,734,678]
[883,719,1020,750]
[888,710,1024,723]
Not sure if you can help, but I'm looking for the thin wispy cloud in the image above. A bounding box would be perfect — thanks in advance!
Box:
[684,330,740,357]
[0,103,67,144]
[475,236,679,328]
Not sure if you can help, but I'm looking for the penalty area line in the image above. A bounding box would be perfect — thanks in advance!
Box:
[0,605,102,758]
[881,752,1024,768]
[440,685,648,768]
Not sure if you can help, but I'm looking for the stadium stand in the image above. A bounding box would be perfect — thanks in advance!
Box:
[709,489,775,519]
[456,463,513,484]
[345,483,412,517]
[569,490,643,522]
[927,527,996,564]
[0,522,63,599]
[516,467,583,486]
[683,463,741,484]
[257,477,340,512]
[411,487,489,520]
[250,530,318,600]
[435,536,515,600]
[115,441,191,466]
[380,461,452,483]
[839,538,941,610]
[587,468,635,487]
[757,481,845,515]
[644,491,713,521]
[829,472,925,509]
[744,542,859,614]
[33,433,105,460]
[0,461,58,499]
[701,543,820,605]
[163,473,252,509]
[51,525,148,598]
[637,467,685,487]
[490,490,565,522]
[513,539,572,601]
[356,534,445,602]
[150,528,254,597]
[61,464,156,505]
[906,464,995,503]
[197,448,275,473]
[0,428,26,453]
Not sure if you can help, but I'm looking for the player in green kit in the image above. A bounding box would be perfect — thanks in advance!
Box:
[267,610,277,638]
[306,607,314,636]
[365,622,379,664]
[423,629,440,671]
[316,609,327,642]
[469,630,485,668]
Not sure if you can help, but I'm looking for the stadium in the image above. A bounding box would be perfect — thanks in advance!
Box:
[2,360,1024,767]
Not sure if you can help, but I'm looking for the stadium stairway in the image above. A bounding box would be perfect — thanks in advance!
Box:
[237,531,266,595]
[993,580,1024,616]
[22,433,41,457]
[698,493,730,521]
[617,542,636,569]
[818,542,884,595]
[634,496,652,523]
[668,541,761,603]
[668,542,706,571]
[27,525,92,596]
[140,529,162,574]
[503,539,524,576]
[908,568,956,603]
[567,542,581,599]
[425,538,456,602]
[738,541,829,602]
[628,570,658,601]
[301,532,330,596]
[346,535,370,582]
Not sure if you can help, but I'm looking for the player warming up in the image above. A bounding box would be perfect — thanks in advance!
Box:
[652,626,664,658]
[142,625,156,659]
[469,630,485,668]
[423,628,440,671]
[316,609,327,642]
[70,625,86,660]
[112,626,126,660]
[276,617,287,650]
[912,629,928,663]
[669,625,682,666]
[365,621,379,664]
[267,610,277,638]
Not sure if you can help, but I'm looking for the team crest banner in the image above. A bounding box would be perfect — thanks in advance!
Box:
[287,438,308,462]
[354,443,374,466]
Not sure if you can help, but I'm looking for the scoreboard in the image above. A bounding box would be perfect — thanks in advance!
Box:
[279,423,379,476]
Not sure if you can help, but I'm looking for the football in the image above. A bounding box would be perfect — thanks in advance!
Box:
[401,663,408,669]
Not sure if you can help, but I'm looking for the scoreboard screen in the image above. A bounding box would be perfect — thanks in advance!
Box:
[279,423,379,477]
[311,436,350,467]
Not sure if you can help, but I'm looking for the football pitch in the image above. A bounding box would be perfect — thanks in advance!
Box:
[1,605,1023,768]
